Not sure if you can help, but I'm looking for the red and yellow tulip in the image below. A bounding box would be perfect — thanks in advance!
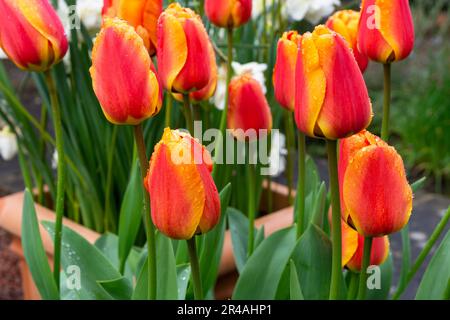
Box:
[273,31,301,111]
[145,128,221,240]
[326,10,368,72]
[341,221,389,272]
[205,0,252,29]
[157,3,216,94]
[228,73,272,141]
[0,0,68,72]
[102,0,162,56]
[294,25,372,140]
[358,0,414,63]
[339,130,413,237]
[90,18,162,125]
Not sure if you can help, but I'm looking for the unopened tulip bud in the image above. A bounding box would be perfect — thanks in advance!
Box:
[205,0,252,29]
[157,3,216,94]
[339,130,413,237]
[326,10,369,72]
[228,73,272,141]
[145,128,221,240]
[0,0,68,71]
[358,0,414,63]
[102,0,162,56]
[295,25,372,140]
[273,31,301,111]
[90,18,162,125]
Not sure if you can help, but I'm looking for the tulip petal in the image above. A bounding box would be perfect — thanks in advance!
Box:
[90,18,160,125]
[343,145,413,237]
[157,12,188,91]
[341,221,359,267]
[376,0,414,61]
[346,236,390,272]
[294,32,326,137]
[315,30,372,139]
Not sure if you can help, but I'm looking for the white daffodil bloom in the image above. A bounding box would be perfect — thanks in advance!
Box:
[252,0,273,19]
[284,0,340,24]
[58,0,103,35]
[0,126,18,161]
[212,61,268,110]
[267,130,287,177]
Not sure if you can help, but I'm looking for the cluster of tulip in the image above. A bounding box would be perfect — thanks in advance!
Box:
[2,0,445,301]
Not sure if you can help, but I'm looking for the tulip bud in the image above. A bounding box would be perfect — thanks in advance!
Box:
[205,0,252,29]
[228,73,272,141]
[157,3,216,94]
[0,0,68,72]
[339,130,413,237]
[90,18,162,125]
[358,0,414,63]
[294,25,372,140]
[273,31,301,111]
[145,128,221,240]
[341,221,389,272]
[326,10,369,72]
[102,0,162,56]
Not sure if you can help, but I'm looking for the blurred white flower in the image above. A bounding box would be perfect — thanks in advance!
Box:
[52,149,58,169]
[58,0,103,35]
[252,0,272,19]
[0,48,7,59]
[212,61,268,110]
[0,126,18,161]
[267,131,287,177]
[284,0,340,24]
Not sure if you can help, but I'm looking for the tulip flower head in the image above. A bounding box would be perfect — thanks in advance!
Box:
[294,25,372,140]
[157,3,216,94]
[102,0,162,56]
[145,128,221,240]
[90,18,162,125]
[273,31,302,111]
[228,73,272,141]
[205,0,252,28]
[358,0,414,63]
[341,221,389,272]
[0,0,68,72]
[326,10,369,72]
[339,130,413,237]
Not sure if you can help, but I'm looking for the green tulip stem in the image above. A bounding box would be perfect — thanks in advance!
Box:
[296,131,306,239]
[357,236,373,300]
[327,139,342,300]
[165,93,173,128]
[45,70,65,293]
[381,63,391,141]
[247,159,257,258]
[392,206,450,300]
[347,271,359,300]
[187,237,203,300]
[133,124,157,300]
[212,27,233,180]
[183,94,194,134]
[284,110,295,205]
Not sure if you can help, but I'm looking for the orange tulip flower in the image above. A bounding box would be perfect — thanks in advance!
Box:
[326,10,369,72]
[358,0,414,63]
[228,73,272,141]
[157,3,216,94]
[273,31,302,111]
[205,0,252,28]
[339,130,413,237]
[145,128,221,240]
[90,18,162,125]
[341,221,389,272]
[102,0,162,56]
[294,25,372,140]
[0,0,68,72]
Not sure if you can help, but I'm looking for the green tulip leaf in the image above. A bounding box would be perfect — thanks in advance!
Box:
[289,260,304,300]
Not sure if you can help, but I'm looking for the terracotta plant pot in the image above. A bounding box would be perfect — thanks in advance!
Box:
[0,182,294,300]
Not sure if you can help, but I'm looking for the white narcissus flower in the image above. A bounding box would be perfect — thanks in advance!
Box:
[284,0,340,24]
[58,0,103,35]
[252,0,272,19]
[212,61,268,110]
[267,130,287,177]
[0,126,18,161]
